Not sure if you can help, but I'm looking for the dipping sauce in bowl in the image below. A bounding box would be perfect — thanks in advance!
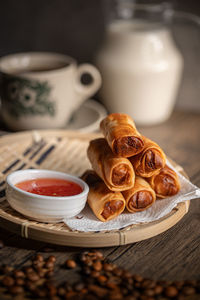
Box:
[6,169,89,222]
[16,178,83,197]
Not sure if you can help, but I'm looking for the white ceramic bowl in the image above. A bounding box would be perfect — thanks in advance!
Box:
[6,169,89,223]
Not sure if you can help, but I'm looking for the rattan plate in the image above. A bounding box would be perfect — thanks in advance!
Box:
[0,130,189,247]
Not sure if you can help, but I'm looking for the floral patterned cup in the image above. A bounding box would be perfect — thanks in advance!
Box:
[0,52,102,130]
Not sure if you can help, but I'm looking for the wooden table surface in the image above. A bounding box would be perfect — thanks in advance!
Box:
[0,110,200,299]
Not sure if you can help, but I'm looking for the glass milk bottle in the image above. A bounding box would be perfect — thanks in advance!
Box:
[96,1,184,125]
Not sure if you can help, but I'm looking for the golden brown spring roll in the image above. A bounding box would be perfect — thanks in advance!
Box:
[129,136,166,177]
[148,165,180,198]
[87,138,135,191]
[122,176,156,212]
[100,113,144,157]
[82,170,126,222]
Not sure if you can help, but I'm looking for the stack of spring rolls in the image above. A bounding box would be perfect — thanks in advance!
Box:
[82,113,180,222]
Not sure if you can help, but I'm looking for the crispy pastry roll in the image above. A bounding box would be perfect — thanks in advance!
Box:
[148,165,180,198]
[122,176,156,212]
[129,136,166,177]
[82,170,126,222]
[87,138,135,191]
[100,113,144,157]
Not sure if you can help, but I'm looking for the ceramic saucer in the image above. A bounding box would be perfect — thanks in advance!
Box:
[66,99,107,133]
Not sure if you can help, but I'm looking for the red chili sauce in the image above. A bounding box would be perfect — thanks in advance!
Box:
[15,178,83,197]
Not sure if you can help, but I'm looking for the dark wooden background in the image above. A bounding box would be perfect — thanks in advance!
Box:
[0,0,200,61]
[0,0,200,112]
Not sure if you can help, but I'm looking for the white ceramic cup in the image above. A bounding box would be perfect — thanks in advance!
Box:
[0,52,102,130]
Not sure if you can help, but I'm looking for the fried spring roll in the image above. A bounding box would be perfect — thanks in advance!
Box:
[129,136,166,177]
[122,176,156,212]
[82,170,125,222]
[100,113,144,157]
[87,138,135,191]
[148,165,180,198]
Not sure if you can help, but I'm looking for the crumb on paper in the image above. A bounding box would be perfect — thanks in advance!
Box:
[32,131,42,143]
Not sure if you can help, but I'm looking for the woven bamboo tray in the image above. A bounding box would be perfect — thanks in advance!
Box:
[0,130,189,248]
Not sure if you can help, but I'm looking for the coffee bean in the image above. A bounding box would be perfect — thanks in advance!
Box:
[97,275,107,284]
[113,267,123,277]
[13,269,25,278]
[37,269,46,278]
[43,247,54,252]
[25,281,37,291]
[32,260,45,268]
[34,287,47,297]
[88,284,108,297]
[57,286,66,296]
[91,270,101,278]
[48,255,56,263]
[80,287,88,295]
[45,261,55,269]
[184,280,197,286]
[124,296,137,300]
[177,295,187,300]
[158,280,168,287]
[34,254,44,262]
[15,278,25,286]
[65,290,77,299]
[109,290,123,299]
[27,271,40,282]
[182,286,196,295]
[174,281,185,289]
[64,282,73,292]
[134,274,143,282]
[126,277,134,286]
[9,285,24,294]
[154,285,163,294]
[2,276,15,287]
[74,282,85,291]
[94,250,104,260]
[122,270,132,279]
[36,278,46,287]
[103,262,114,272]
[83,266,92,275]
[140,296,155,300]
[132,290,141,298]
[50,296,61,300]
[85,259,93,267]
[134,281,141,288]
[165,286,179,297]
[0,265,13,274]
[106,282,119,290]
[46,270,54,278]
[107,276,121,285]
[66,259,77,269]
[85,295,98,300]
[144,288,155,296]
[24,266,34,274]
[93,260,102,271]
[79,252,87,261]
[142,279,155,289]
[47,284,57,296]
[87,251,98,257]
